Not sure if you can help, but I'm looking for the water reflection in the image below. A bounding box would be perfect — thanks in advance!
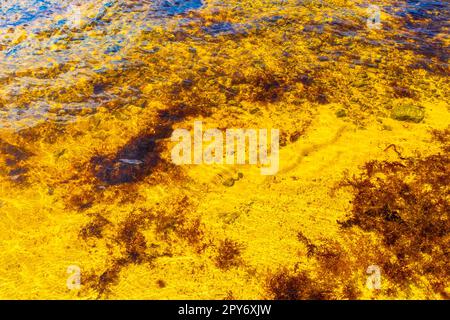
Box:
[0,0,448,131]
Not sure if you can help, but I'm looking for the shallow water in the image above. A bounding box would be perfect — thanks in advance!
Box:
[0,0,66,28]
[0,0,448,299]
[0,0,448,130]
[0,0,208,129]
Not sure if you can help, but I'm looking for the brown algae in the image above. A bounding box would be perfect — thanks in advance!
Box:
[0,0,448,299]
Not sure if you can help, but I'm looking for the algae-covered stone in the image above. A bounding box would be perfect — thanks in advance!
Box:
[391,104,425,123]
[335,109,347,118]
[219,211,240,224]
[222,178,235,187]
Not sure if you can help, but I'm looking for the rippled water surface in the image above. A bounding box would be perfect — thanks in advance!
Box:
[0,0,448,300]
[0,0,448,130]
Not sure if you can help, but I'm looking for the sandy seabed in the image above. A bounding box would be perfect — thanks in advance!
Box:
[0,0,448,299]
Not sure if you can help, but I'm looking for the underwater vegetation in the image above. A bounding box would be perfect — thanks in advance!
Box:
[0,0,448,299]
[340,151,449,297]
[266,128,449,300]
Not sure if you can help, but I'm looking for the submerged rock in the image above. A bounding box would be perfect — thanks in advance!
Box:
[391,104,425,123]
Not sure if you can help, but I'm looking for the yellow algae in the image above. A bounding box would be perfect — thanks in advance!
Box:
[0,0,449,299]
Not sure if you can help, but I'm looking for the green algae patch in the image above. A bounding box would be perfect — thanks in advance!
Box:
[391,104,425,123]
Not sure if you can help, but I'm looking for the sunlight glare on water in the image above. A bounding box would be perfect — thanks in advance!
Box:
[0,0,448,300]
[0,0,447,130]
[0,0,206,130]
